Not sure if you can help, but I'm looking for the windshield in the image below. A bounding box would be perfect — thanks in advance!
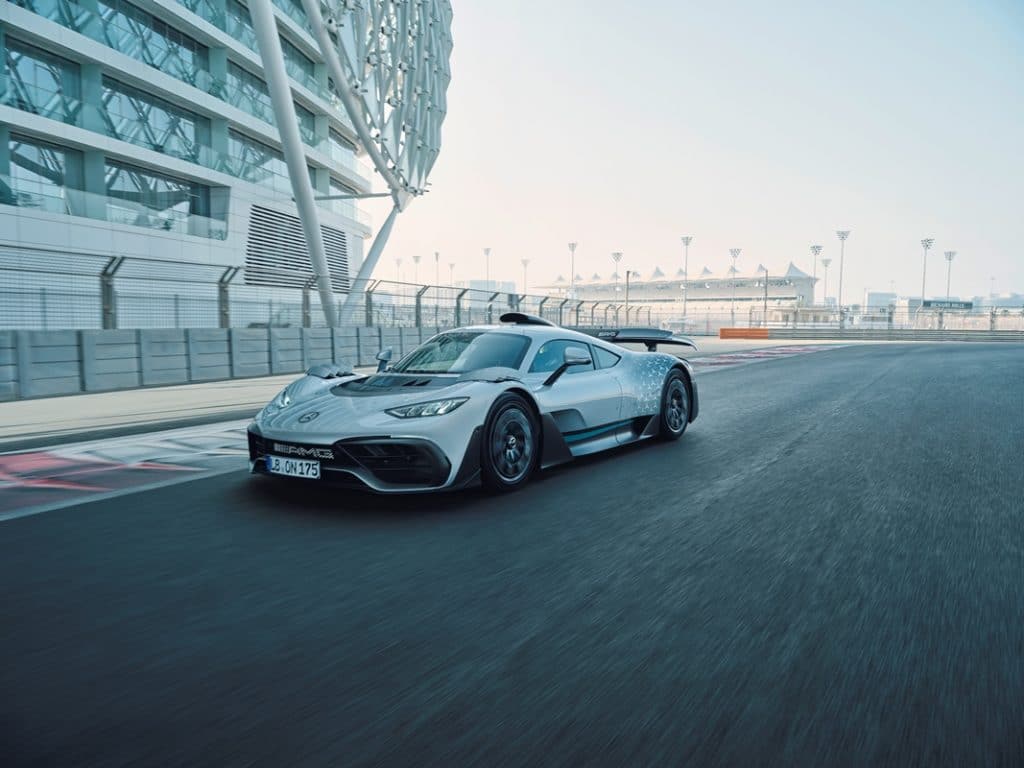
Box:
[392,331,530,374]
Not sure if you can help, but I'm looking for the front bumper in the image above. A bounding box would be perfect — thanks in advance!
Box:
[248,428,482,493]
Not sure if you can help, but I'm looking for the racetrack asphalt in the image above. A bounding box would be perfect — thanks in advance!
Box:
[1,343,1022,767]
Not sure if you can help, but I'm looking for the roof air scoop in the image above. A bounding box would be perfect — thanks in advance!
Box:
[499,312,555,327]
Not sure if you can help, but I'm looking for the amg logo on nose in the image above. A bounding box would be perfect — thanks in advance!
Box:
[272,444,334,460]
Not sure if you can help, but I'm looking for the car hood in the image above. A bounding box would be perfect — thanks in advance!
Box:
[255,374,481,435]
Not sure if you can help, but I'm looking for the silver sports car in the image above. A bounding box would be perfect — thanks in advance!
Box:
[247,313,699,493]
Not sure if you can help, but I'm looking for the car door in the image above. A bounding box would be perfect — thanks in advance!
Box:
[525,339,622,436]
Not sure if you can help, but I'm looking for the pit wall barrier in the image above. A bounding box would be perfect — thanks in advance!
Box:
[0,326,450,401]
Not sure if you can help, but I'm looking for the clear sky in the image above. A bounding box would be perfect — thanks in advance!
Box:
[364,0,1024,302]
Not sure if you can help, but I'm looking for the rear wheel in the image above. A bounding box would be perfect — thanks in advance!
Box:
[658,370,690,440]
[481,393,539,492]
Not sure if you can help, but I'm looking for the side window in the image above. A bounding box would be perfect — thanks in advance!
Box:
[594,346,621,369]
[528,340,595,374]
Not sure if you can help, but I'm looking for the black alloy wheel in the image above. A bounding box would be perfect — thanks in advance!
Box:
[481,393,539,491]
[659,370,690,440]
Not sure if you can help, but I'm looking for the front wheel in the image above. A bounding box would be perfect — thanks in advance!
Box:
[658,370,690,441]
[480,393,539,492]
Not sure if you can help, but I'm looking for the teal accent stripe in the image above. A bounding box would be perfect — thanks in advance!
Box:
[563,419,632,444]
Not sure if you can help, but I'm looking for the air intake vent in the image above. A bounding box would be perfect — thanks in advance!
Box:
[245,205,351,291]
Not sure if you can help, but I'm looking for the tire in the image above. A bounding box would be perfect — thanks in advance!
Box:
[480,393,539,492]
[658,370,690,441]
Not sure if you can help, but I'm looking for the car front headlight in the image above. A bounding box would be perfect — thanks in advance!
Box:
[260,385,292,415]
[271,387,292,410]
[385,397,468,419]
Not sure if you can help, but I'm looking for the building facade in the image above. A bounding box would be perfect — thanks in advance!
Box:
[1,0,373,327]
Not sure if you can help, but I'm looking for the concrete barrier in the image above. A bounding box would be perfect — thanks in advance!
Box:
[139,329,188,386]
[187,329,231,382]
[0,331,16,401]
[0,325,451,401]
[357,327,381,367]
[82,330,140,392]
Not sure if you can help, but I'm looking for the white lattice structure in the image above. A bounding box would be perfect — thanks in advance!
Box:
[252,0,453,324]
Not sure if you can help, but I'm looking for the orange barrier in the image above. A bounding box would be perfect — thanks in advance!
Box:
[719,328,770,339]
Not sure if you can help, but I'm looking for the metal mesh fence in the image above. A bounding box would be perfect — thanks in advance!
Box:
[2,248,1022,333]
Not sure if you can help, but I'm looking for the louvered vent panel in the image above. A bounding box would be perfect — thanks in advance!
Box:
[245,205,350,291]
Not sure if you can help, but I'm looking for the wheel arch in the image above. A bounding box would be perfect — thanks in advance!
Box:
[669,362,698,423]
[498,384,573,469]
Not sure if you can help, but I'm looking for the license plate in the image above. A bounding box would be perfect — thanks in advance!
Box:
[266,455,321,479]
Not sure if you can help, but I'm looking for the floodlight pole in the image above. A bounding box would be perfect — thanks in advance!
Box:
[625,269,638,318]
[729,248,741,325]
[810,245,823,304]
[611,252,622,295]
[944,251,956,301]
[568,242,578,299]
[917,237,935,323]
[836,231,850,328]
[484,247,491,288]
[521,258,530,295]
[821,257,832,319]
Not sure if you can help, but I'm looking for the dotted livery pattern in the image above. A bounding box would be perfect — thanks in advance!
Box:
[625,353,679,418]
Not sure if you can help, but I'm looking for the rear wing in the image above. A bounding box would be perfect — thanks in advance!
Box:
[575,327,697,353]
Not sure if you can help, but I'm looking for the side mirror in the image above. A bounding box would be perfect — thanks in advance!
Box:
[376,347,393,372]
[563,346,592,367]
[543,346,592,386]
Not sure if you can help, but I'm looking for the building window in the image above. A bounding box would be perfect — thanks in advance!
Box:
[295,102,317,146]
[328,177,358,219]
[225,0,258,50]
[176,0,227,31]
[328,129,356,168]
[104,160,220,234]
[5,134,84,213]
[272,0,309,30]
[97,0,211,88]
[3,38,81,125]
[225,61,276,126]
[101,76,211,162]
[280,36,316,91]
[227,129,290,194]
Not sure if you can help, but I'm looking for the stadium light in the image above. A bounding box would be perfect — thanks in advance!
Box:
[483,247,491,288]
[521,258,530,295]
